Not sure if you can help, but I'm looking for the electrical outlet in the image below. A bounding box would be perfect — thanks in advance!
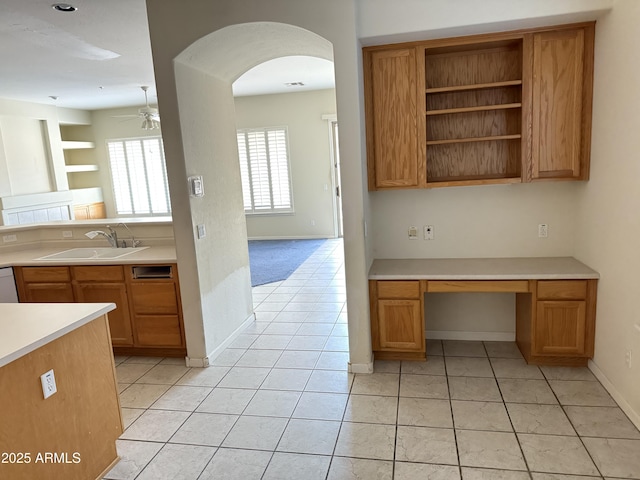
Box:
[408,226,418,240]
[3,234,17,243]
[40,369,57,399]
[538,224,548,238]
[625,350,633,368]
[424,225,434,240]
[62,230,73,238]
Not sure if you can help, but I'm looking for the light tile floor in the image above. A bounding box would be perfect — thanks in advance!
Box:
[104,238,640,480]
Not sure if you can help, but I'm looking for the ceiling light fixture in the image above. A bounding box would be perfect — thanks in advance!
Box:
[52,3,77,12]
[141,117,160,130]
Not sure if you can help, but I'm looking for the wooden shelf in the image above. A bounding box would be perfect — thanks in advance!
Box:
[426,80,522,94]
[427,176,522,187]
[65,164,99,173]
[427,103,522,116]
[426,134,521,146]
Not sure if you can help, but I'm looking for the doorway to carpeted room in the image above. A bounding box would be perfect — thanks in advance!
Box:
[248,239,327,286]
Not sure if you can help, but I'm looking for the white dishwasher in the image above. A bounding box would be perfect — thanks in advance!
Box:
[0,267,19,302]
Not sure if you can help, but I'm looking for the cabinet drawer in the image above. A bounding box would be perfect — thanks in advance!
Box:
[537,280,587,300]
[377,281,420,299]
[135,315,183,347]
[21,266,70,282]
[130,283,179,314]
[73,266,124,282]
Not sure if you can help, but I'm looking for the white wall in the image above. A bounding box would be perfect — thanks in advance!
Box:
[234,89,337,239]
[574,0,640,423]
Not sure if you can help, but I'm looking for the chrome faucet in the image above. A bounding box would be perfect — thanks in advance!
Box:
[85,229,118,248]
[116,222,141,248]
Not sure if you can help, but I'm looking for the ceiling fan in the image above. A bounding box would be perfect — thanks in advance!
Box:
[113,86,160,130]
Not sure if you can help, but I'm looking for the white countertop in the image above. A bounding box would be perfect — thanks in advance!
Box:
[369,257,599,280]
[0,302,115,368]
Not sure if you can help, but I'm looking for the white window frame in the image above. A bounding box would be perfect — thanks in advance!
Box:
[237,126,294,215]
[106,136,171,217]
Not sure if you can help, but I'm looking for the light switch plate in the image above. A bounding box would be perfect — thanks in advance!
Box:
[196,224,206,239]
[40,369,57,399]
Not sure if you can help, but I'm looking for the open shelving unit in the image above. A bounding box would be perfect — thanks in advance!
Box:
[423,39,524,186]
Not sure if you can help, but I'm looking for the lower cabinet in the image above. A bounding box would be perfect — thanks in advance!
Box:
[14,263,185,356]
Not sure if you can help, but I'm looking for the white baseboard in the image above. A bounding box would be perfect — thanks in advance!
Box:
[186,312,256,368]
[426,330,515,342]
[588,359,640,430]
[349,353,374,374]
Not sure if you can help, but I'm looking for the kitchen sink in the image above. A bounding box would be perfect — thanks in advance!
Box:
[37,247,149,261]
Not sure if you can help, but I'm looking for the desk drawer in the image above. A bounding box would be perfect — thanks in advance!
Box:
[377,281,420,299]
[537,280,587,300]
[427,280,529,293]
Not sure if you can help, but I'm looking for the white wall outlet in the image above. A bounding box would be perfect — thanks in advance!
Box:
[196,224,206,239]
[424,225,434,240]
[62,230,73,238]
[3,234,17,243]
[40,369,57,399]
[408,226,418,240]
[538,224,548,238]
[625,350,633,368]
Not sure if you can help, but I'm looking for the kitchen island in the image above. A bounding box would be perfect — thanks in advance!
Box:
[0,302,123,480]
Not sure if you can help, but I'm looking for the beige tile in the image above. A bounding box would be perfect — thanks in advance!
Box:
[457,430,526,471]
[198,448,271,480]
[196,388,256,415]
[175,366,230,387]
[275,350,321,369]
[169,412,237,446]
[426,339,444,356]
[452,400,512,432]
[159,357,187,365]
[263,452,331,480]
[123,356,163,365]
[444,340,487,357]
[334,422,396,460]
[151,385,212,411]
[331,323,349,336]
[136,443,215,480]
[324,336,350,351]
[305,311,340,323]
[277,418,341,455]
[217,367,270,389]
[118,383,131,394]
[483,342,524,359]
[449,377,502,402]
[210,348,245,367]
[317,351,350,370]
[243,389,301,417]
[564,406,640,438]
[135,365,190,385]
[531,474,601,480]
[395,426,457,464]
[229,334,258,349]
[119,384,170,409]
[490,358,543,379]
[549,380,617,406]
[373,360,401,373]
[506,403,575,435]
[351,373,399,396]
[462,467,531,479]
[397,397,452,428]
[305,369,353,393]
[401,356,446,375]
[296,323,334,336]
[292,391,348,421]
[121,408,146,429]
[120,409,190,442]
[445,357,493,377]
[287,335,328,350]
[235,349,282,368]
[250,335,293,350]
[222,415,288,450]
[583,437,640,478]
[395,462,460,480]
[327,456,393,480]
[400,374,449,399]
[115,363,154,383]
[540,366,597,381]
[498,378,558,404]
[103,439,163,480]
[113,355,129,365]
[242,321,270,335]
[519,433,599,476]
[261,368,312,391]
[274,311,309,322]
[344,395,398,425]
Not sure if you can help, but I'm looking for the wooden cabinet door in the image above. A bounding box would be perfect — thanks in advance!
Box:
[22,283,75,303]
[377,299,423,351]
[534,300,586,356]
[531,28,587,179]
[367,48,419,189]
[75,283,133,346]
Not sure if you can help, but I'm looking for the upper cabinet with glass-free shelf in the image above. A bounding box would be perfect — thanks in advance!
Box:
[364,22,595,190]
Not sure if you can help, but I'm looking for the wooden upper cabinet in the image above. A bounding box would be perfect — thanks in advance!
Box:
[530,26,593,180]
[365,47,420,189]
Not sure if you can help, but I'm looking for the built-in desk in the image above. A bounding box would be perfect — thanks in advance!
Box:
[368,257,600,366]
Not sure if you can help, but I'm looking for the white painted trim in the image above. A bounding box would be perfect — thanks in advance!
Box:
[247,235,329,240]
[186,312,256,368]
[426,330,515,342]
[588,359,640,430]
[349,352,374,373]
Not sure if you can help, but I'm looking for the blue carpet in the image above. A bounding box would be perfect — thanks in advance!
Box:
[248,239,326,286]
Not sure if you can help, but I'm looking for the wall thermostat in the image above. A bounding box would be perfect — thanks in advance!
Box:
[188,175,204,197]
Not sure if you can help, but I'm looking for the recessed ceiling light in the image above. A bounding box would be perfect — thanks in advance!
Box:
[52,3,77,12]
[285,82,305,87]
